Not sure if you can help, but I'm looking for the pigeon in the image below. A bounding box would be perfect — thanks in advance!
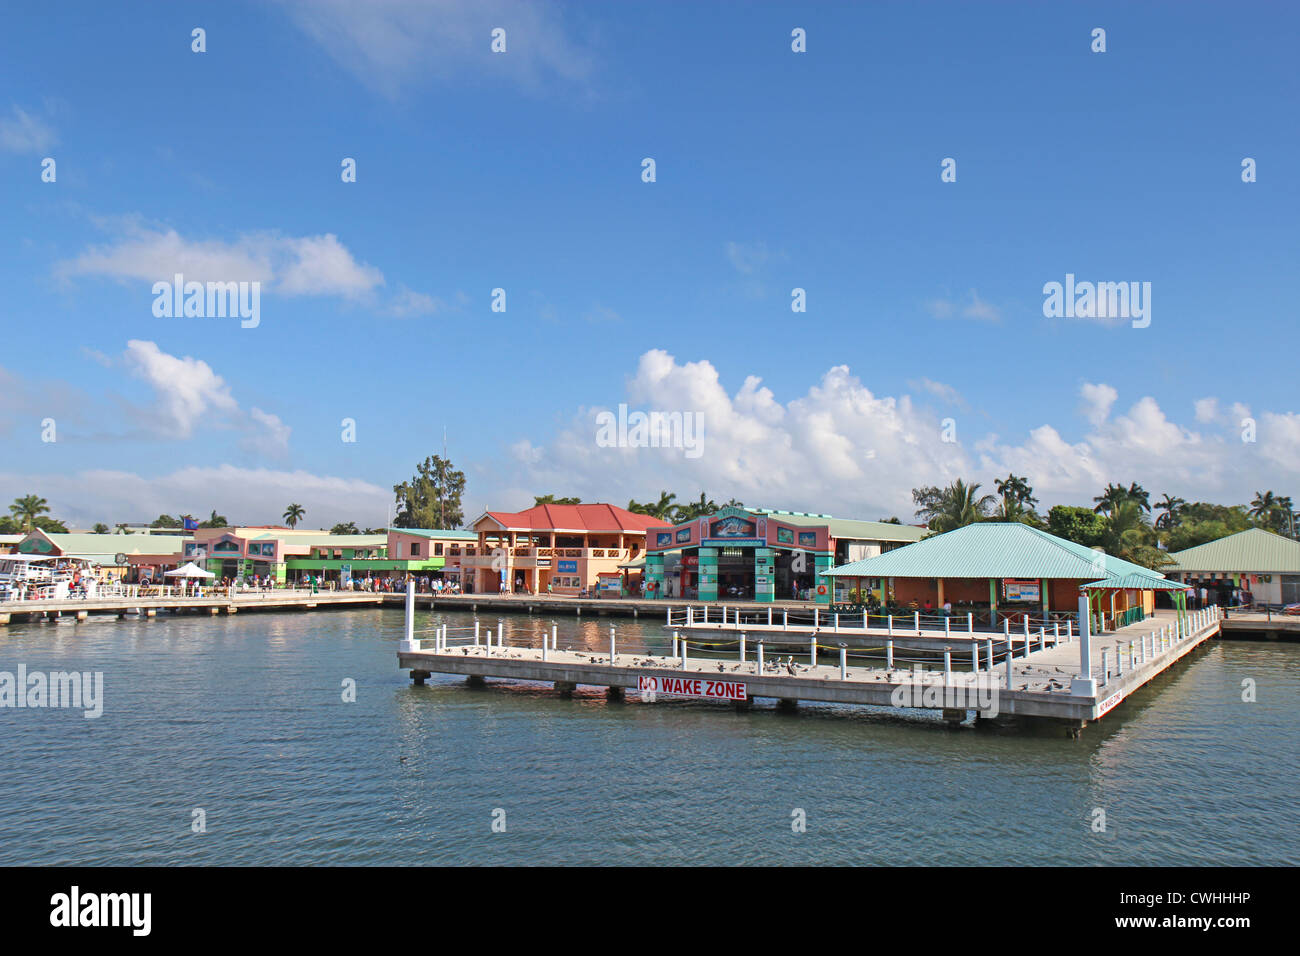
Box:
[717,663,726,672]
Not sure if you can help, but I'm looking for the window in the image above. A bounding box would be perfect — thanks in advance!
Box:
[411,542,421,557]
[434,542,443,556]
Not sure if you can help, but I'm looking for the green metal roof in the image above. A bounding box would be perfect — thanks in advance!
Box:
[20,531,185,556]
[1083,572,1186,591]
[250,533,387,548]
[822,522,1167,583]
[750,509,927,543]
[1164,528,1300,573]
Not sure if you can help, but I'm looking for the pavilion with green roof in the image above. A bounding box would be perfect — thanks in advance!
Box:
[822,522,1182,632]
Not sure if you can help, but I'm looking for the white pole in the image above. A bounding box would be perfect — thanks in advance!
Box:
[814,607,819,629]
[944,616,950,640]
[400,581,417,652]
[783,609,789,629]
[1038,627,1046,652]
[967,612,973,635]
[887,614,894,636]
[839,645,847,680]
[1077,595,1092,684]
[809,636,817,667]
[985,638,993,672]
[551,623,557,650]
[609,624,616,663]
[681,636,688,667]
[485,629,492,656]
[542,631,548,661]
[1005,645,1013,688]
[834,612,840,633]
[943,648,952,685]
[672,630,679,657]
[886,638,894,670]
[666,606,671,625]
[757,640,764,674]
[971,642,978,671]
[740,633,746,662]
[913,611,920,635]
[768,607,773,626]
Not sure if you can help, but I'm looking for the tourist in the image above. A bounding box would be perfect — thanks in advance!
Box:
[942,599,952,617]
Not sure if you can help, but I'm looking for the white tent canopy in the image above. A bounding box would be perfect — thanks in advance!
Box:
[164,562,215,578]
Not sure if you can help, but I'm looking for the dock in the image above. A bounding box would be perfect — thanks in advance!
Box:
[397,585,1223,734]
[0,588,389,624]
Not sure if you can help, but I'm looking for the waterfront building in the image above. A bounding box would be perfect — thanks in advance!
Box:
[462,503,659,595]
[0,534,23,555]
[1164,527,1300,606]
[822,522,1175,629]
[643,506,926,603]
[182,526,474,585]
[17,528,184,582]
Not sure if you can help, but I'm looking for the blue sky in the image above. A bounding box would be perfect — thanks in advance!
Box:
[2,1,1298,528]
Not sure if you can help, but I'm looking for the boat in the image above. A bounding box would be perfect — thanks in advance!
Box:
[0,554,100,602]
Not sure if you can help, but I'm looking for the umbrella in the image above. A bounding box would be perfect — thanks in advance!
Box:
[164,562,215,579]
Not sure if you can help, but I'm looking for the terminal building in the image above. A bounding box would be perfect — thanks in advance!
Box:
[1164,527,1300,606]
[643,506,926,603]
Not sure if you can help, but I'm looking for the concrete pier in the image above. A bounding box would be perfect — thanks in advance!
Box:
[398,607,1223,733]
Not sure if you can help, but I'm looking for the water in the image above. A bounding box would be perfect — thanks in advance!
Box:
[1,607,1296,865]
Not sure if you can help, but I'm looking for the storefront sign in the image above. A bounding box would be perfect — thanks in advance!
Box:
[702,538,764,547]
[638,675,747,701]
[1003,579,1041,602]
[558,560,577,573]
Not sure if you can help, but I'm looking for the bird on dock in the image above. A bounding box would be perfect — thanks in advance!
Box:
[717,663,726,672]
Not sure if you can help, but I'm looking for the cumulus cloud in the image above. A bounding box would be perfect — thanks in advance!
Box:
[278,0,596,98]
[57,224,383,299]
[1079,382,1118,426]
[0,105,56,153]
[489,350,1300,518]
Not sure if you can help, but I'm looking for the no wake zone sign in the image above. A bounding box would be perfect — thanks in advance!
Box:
[638,675,748,701]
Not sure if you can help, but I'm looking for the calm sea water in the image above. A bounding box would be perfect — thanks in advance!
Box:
[1,607,1296,866]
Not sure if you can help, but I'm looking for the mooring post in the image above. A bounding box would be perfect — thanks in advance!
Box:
[1067,618,1074,641]
[886,637,894,670]
[813,607,819,629]
[1071,595,1095,696]
[887,614,894,636]
[863,609,868,630]
[673,630,679,658]
[681,637,688,667]
[1054,622,1060,646]
[1128,640,1135,672]
[943,648,952,685]
[810,636,817,667]
[839,644,847,680]
[400,581,418,652]
[756,640,764,674]
[542,632,549,661]
[609,624,616,664]
[485,629,492,656]
[944,616,950,640]
[474,620,481,646]
[985,638,994,672]
[1005,645,1013,688]
[740,633,746,662]
[551,623,557,650]
[1101,648,1110,681]
[666,606,671,625]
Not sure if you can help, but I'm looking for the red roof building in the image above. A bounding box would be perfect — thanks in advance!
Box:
[462,503,659,596]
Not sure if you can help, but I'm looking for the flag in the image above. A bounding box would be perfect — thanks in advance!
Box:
[183,516,199,531]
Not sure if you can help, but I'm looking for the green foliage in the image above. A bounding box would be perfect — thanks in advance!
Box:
[534,495,582,505]
[92,523,110,534]
[8,494,51,533]
[283,503,306,529]
[330,521,360,535]
[912,480,995,532]
[393,455,466,529]
[150,514,182,528]
[1047,505,1108,547]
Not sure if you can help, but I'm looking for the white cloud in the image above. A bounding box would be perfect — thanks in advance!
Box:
[1194,397,1220,423]
[489,350,1300,519]
[0,465,390,529]
[121,340,290,454]
[926,289,1001,322]
[909,378,967,409]
[1080,382,1118,426]
[385,285,444,318]
[279,0,596,98]
[57,224,383,299]
[0,105,56,153]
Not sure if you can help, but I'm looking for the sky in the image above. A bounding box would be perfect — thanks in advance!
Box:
[2,0,1298,529]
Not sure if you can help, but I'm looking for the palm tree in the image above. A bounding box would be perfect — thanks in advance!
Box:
[283,503,306,529]
[199,510,229,529]
[1249,490,1289,531]
[1154,493,1186,531]
[1105,500,1170,570]
[628,491,679,522]
[330,521,359,535]
[994,473,1038,521]
[92,523,109,534]
[8,495,50,533]
[1094,482,1148,516]
[914,479,994,532]
[673,492,719,523]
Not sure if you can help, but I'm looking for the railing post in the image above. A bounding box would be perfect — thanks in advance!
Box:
[1005,644,1013,688]
[887,614,894,636]
[485,629,492,656]
[1038,627,1046,651]
[985,638,994,672]
[680,636,688,667]
[943,648,952,685]
[913,611,920,635]
[810,636,817,667]
[783,609,789,629]
[971,641,978,671]
[967,612,973,635]
[944,616,950,640]
[840,644,847,680]
[756,640,764,675]
[609,624,616,664]
[740,633,746,662]
[886,638,894,670]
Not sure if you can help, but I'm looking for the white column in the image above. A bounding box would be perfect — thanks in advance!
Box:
[609,625,616,663]
[886,638,894,669]
[944,649,952,685]
[1071,595,1095,695]
[756,640,764,674]
[740,633,746,662]
[400,581,418,652]
[913,611,920,635]
[839,645,847,680]
[809,636,817,666]
[985,638,994,672]
[967,612,974,634]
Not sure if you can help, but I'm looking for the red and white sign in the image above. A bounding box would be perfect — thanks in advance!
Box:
[1096,689,1125,718]
[638,675,747,701]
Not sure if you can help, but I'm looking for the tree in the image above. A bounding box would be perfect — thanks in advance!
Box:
[393,455,466,529]
[1154,494,1186,531]
[673,492,719,523]
[994,474,1038,520]
[1047,505,1108,548]
[912,480,994,532]
[1249,491,1293,533]
[198,510,229,529]
[283,503,306,529]
[627,491,678,522]
[8,495,51,533]
[1103,500,1170,570]
[92,523,110,534]
[114,523,130,534]
[150,514,182,529]
[330,521,360,535]
[534,495,582,505]
[32,516,68,533]
[1093,482,1150,516]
